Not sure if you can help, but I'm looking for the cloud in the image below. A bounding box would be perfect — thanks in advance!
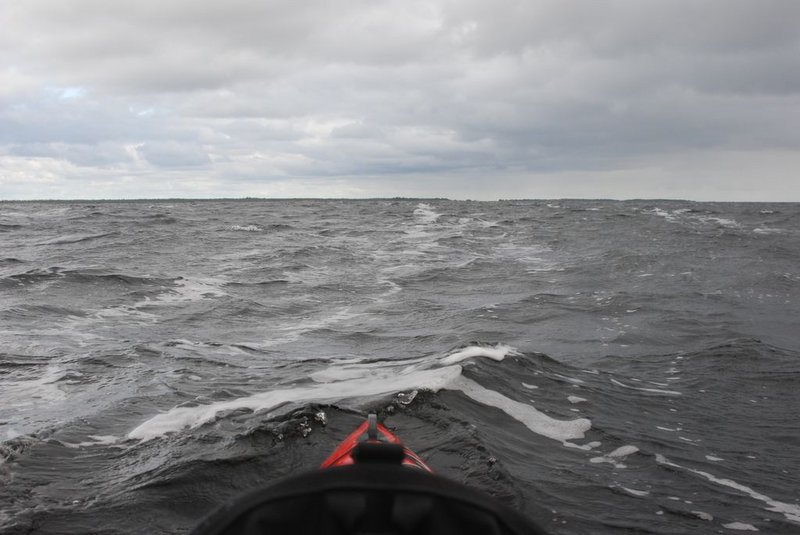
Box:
[8,142,133,167]
[1,0,799,199]
[136,141,210,168]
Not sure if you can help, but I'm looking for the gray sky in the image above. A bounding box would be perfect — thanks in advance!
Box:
[1,0,799,200]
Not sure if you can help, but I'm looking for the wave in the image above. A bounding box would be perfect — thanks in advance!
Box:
[2,303,89,318]
[227,225,263,232]
[413,202,442,224]
[113,339,800,530]
[0,267,177,289]
[5,339,800,533]
[224,280,290,287]
[227,223,294,232]
[35,232,118,246]
[126,344,591,447]
[645,207,743,229]
[753,227,786,234]
[656,454,800,524]
[144,213,178,224]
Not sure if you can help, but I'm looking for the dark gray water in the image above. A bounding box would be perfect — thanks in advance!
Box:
[1,199,799,534]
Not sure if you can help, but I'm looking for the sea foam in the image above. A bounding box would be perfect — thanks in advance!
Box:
[451,375,591,443]
[413,203,441,224]
[128,365,462,441]
[441,344,521,365]
[129,345,593,448]
[655,454,800,524]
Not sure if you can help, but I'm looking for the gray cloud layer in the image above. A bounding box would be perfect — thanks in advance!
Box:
[1,0,799,199]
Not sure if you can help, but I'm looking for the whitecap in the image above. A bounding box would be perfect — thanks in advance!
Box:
[441,344,521,365]
[610,378,681,396]
[553,373,585,385]
[62,435,120,449]
[621,487,650,497]
[648,208,679,222]
[698,216,739,228]
[128,365,462,441]
[608,445,639,457]
[155,277,228,304]
[564,440,601,451]
[449,375,591,444]
[413,203,441,224]
[3,364,66,409]
[131,346,592,450]
[723,522,758,531]
[655,454,800,524]
[590,445,639,468]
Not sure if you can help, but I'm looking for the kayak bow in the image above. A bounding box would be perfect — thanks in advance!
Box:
[321,413,432,472]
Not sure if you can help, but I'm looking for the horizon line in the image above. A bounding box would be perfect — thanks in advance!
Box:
[2,196,797,204]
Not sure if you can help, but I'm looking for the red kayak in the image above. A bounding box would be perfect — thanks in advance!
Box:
[192,413,548,534]
[320,414,432,472]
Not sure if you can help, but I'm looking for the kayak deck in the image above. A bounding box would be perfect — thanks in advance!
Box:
[320,414,432,472]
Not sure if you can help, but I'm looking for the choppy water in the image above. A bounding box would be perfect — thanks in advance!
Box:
[1,199,799,534]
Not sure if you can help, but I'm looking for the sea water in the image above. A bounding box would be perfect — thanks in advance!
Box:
[1,199,799,533]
